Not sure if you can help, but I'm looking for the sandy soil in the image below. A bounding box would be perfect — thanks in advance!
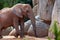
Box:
[0,36,54,40]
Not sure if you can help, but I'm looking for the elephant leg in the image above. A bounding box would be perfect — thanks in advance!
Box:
[0,30,2,39]
[13,17,19,38]
[27,13,37,37]
[0,24,3,39]
[20,18,24,38]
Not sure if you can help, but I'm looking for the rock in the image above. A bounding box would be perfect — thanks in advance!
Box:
[2,27,13,35]
[24,20,31,33]
[33,5,38,16]
[48,0,60,38]
[9,29,16,36]
[35,15,41,21]
[27,21,49,37]
[24,15,42,31]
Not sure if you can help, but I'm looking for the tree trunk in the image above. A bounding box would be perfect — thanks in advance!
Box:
[37,0,55,22]
[48,0,60,38]
[32,0,38,6]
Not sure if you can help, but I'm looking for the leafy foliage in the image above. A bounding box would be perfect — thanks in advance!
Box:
[0,0,33,9]
[48,21,60,40]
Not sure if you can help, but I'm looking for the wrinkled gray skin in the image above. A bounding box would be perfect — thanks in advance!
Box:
[9,15,49,37]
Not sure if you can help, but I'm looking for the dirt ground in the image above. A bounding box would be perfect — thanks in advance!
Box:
[0,36,54,40]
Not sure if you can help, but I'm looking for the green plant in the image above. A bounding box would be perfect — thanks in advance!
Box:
[23,37,29,40]
[48,21,60,40]
[53,21,58,40]
[0,0,33,9]
[3,0,19,7]
[48,37,51,40]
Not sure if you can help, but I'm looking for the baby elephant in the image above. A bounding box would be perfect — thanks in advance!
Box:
[0,3,36,38]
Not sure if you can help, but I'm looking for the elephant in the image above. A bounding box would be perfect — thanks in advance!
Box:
[9,15,49,37]
[0,3,36,38]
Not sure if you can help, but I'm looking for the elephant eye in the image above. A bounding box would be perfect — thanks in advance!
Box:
[26,10,29,12]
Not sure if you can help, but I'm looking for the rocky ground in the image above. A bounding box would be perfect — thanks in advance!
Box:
[0,36,54,40]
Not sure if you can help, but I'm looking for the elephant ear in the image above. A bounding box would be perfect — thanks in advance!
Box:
[12,7,23,18]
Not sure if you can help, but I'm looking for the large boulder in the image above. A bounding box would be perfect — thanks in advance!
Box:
[27,21,49,37]
[2,27,13,36]
[48,0,60,38]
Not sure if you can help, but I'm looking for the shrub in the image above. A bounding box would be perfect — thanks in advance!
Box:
[48,21,60,40]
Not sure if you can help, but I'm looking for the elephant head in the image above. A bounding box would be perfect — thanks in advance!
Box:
[12,4,33,18]
[12,3,37,37]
